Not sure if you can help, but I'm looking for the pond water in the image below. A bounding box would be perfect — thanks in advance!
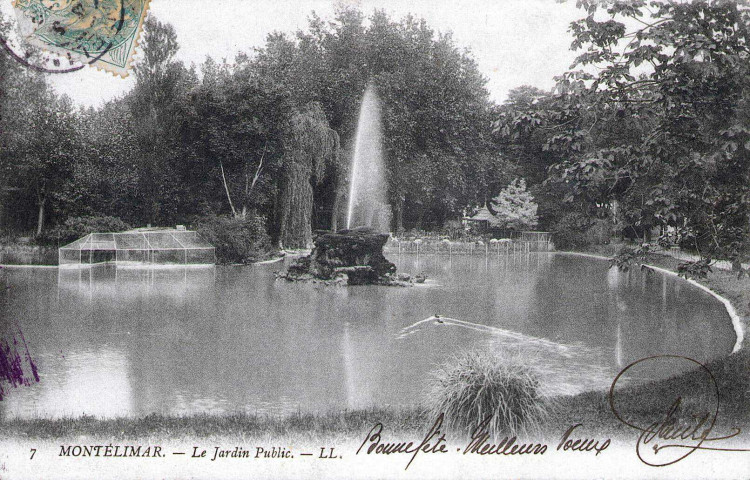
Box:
[0,253,735,419]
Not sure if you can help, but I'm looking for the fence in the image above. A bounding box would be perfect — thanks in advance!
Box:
[384,237,552,256]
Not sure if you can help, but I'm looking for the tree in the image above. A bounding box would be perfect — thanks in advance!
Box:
[179,55,289,224]
[57,101,141,223]
[127,15,195,226]
[251,7,497,231]
[1,73,78,237]
[2,7,501,245]
[489,179,539,231]
[563,0,750,256]
[277,102,340,249]
[496,0,750,258]
[0,12,75,237]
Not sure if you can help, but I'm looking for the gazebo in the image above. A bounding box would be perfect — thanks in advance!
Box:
[463,204,495,232]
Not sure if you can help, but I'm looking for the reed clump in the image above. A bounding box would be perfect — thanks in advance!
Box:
[425,350,549,438]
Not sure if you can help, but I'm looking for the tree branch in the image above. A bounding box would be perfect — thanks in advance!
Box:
[219,159,237,217]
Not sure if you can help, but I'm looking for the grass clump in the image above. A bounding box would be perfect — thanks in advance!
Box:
[425,350,549,438]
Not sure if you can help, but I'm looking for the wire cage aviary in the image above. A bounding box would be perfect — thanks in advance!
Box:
[58,230,215,267]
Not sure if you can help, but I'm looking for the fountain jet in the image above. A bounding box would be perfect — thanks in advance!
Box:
[346,83,389,231]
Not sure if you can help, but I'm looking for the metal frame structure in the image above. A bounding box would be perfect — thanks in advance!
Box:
[59,231,215,267]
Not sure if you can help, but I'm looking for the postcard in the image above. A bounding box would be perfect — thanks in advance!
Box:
[1,0,749,479]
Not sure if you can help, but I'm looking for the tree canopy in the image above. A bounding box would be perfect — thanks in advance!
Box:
[495,0,750,258]
[1,7,503,243]
[2,1,749,263]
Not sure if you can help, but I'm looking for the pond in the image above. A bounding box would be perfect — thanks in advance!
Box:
[0,253,735,419]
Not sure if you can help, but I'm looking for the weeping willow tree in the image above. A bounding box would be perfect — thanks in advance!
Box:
[278,103,341,249]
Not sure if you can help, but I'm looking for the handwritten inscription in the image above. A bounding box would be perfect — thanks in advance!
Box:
[358,413,609,470]
[557,424,610,455]
[609,355,750,466]
[357,413,449,470]
[464,415,548,456]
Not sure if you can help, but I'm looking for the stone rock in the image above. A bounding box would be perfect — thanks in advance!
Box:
[279,227,403,286]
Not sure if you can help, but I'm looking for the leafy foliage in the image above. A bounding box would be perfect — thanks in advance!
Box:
[40,216,131,245]
[1,6,501,247]
[549,212,595,250]
[3,2,750,270]
[251,7,501,231]
[0,37,79,237]
[609,244,651,272]
[193,215,272,264]
[677,259,713,280]
[494,0,750,263]
[277,102,341,248]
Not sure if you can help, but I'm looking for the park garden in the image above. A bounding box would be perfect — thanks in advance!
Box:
[1,0,750,447]
[0,1,746,270]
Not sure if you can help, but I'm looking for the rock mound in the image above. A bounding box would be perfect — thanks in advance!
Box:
[279,227,410,286]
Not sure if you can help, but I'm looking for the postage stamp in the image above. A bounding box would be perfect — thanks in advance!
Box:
[10,0,149,76]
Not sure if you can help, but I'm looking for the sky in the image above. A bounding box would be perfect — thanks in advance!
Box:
[3,0,585,107]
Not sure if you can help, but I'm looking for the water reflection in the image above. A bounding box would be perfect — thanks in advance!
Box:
[2,347,133,418]
[57,265,216,301]
[0,254,736,419]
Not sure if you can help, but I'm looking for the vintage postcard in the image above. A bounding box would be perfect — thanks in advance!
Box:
[1,0,749,479]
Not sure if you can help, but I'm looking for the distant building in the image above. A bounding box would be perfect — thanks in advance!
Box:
[463,204,495,232]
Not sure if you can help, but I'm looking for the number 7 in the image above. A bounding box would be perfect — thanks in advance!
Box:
[30,448,36,460]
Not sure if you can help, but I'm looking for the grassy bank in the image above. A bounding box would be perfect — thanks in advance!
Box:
[0,408,426,442]
[549,349,750,435]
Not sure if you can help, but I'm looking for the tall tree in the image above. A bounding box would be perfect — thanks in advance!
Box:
[277,102,340,248]
[0,51,77,237]
[489,179,539,231]
[127,15,194,226]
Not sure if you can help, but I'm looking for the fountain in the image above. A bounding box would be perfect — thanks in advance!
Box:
[280,83,411,286]
[346,83,390,231]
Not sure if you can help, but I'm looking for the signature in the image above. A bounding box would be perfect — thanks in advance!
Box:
[609,355,750,466]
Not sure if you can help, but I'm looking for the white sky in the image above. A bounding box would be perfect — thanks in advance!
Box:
[3,0,585,107]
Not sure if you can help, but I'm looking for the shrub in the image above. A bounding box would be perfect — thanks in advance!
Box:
[677,258,712,280]
[40,215,131,245]
[550,212,594,250]
[424,350,549,438]
[609,244,650,271]
[193,215,272,264]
